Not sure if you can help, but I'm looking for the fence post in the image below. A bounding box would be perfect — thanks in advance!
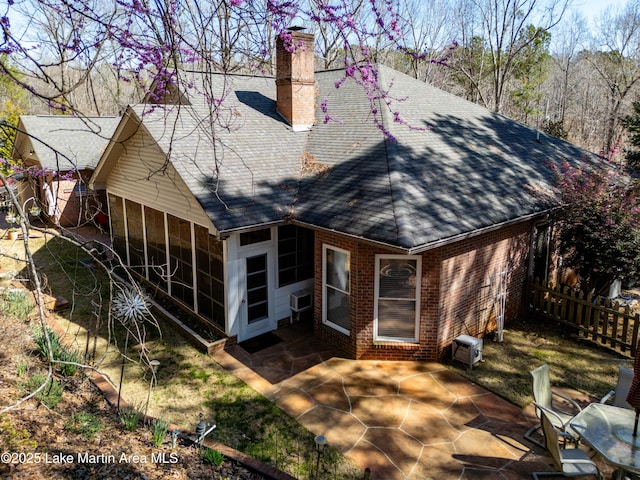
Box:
[632,313,640,357]
[586,292,594,341]
[576,290,585,337]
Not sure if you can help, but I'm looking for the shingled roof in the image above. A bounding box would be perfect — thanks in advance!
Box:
[17,115,120,171]
[99,65,596,251]
[298,65,595,251]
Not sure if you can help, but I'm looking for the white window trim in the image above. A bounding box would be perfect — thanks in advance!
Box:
[322,244,350,336]
[374,254,421,343]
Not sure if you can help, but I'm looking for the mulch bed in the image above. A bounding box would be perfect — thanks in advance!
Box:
[0,312,269,480]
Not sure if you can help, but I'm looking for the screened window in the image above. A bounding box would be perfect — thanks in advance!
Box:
[195,225,225,330]
[168,214,194,307]
[125,199,145,275]
[323,245,350,335]
[73,184,94,197]
[531,223,550,282]
[240,228,271,246]
[278,225,314,287]
[144,206,167,292]
[108,195,126,264]
[375,256,421,342]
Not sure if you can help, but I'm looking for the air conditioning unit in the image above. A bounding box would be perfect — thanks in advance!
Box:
[290,288,312,312]
[452,335,483,369]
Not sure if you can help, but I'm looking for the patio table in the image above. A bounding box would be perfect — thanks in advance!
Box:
[570,403,640,479]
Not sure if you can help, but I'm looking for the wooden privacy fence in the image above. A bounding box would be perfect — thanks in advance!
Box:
[528,278,640,357]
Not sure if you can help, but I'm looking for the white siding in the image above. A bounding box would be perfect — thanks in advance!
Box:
[106,126,214,233]
[274,280,313,321]
[226,229,314,339]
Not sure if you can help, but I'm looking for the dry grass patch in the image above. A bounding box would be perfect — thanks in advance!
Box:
[447,317,632,408]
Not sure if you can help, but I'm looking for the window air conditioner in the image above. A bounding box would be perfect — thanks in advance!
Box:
[290,288,312,312]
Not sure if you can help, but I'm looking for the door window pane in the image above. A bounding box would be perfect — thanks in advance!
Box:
[246,254,268,323]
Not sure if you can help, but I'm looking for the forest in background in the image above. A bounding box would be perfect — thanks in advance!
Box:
[1,0,639,159]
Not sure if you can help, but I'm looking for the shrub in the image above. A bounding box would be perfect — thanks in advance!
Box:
[22,373,63,409]
[64,412,103,439]
[118,404,143,432]
[57,347,83,377]
[201,447,225,467]
[32,324,82,376]
[151,418,169,447]
[0,290,34,321]
[32,324,62,360]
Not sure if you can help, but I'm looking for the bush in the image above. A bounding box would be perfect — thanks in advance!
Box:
[57,347,83,377]
[201,447,225,467]
[32,324,62,360]
[118,404,143,432]
[151,418,169,447]
[16,359,28,377]
[32,324,82,376]
[22,373,63,409]
[0,290,34,321]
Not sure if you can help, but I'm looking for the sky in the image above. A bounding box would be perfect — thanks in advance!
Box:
[574,0,628,21]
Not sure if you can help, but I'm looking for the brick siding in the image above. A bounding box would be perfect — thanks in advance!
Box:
[275,31,316,130]
[314,220,533,361]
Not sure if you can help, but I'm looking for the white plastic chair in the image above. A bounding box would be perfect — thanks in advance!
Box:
[600,366,634,410]
[532,411,604,479]
[525,363,582,448]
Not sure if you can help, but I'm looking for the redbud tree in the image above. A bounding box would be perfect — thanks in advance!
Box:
[552,160,640,295]
[0,0,428,139]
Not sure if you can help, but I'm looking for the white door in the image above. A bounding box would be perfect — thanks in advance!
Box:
[238,251,275,341]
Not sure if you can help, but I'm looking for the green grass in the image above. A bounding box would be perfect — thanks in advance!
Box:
[447,317,631,407]
[188,368,211,381]
[32,324,83,376]
[201,447,225,467]
[151,418,170,447]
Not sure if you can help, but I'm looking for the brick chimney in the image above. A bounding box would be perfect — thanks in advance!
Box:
[276,28,316,131]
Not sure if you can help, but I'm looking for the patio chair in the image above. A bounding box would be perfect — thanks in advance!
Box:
[524,363,582,449]
[600,366,634,410]
[532,411,604,480]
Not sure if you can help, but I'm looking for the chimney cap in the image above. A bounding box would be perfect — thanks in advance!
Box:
[287,25,306,32]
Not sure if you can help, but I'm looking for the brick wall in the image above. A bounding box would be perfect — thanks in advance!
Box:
[313,220,534,361]
[435,222,531,358]
[50,170,97,227]
[275,30,316,130]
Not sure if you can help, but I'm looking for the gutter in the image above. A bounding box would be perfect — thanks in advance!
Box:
[290,208,554,256]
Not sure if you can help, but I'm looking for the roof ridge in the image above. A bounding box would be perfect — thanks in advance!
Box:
[376,66,416,248]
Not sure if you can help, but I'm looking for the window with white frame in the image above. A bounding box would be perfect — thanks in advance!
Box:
[375,255,421,342]
[323,245,350,335]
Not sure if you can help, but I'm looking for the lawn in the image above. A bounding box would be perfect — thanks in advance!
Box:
[447,316,633,408]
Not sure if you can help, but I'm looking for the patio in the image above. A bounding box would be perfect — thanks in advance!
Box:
[212,320,605,479]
